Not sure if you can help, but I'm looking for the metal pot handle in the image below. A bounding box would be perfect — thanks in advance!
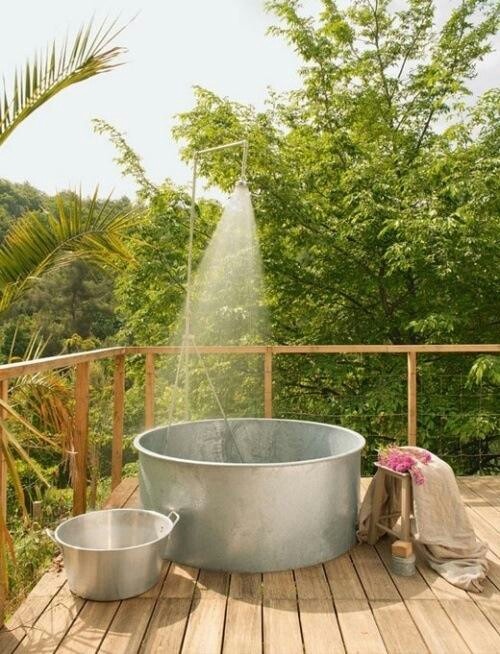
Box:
[45,528,58,545]
[167,511,180,528]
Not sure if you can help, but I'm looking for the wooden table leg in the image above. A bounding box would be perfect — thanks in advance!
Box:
[367,470,386,545]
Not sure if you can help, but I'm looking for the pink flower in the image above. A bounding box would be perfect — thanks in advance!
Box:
[377,446,431,484]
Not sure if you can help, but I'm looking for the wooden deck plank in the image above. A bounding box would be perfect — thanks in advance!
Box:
[223,572,262,653]
[141,562,197,653]
[229,572,261,599]
[104,476,138,509]
[57,600,119,654]
[98,598,155,654]
[405,600,471,654]
[461,477,500,511]
[123,487,141,509]
[324,554,366,600]
[262,570,296,599]
[472,598,500,635]
[294,564,331,600]
[196,569,230,597]
[439,599,500,654]
[484,552,500,590]
[15,584,84,653]
[370,600,429,654]
[299,598,345,654]
[0,570,67,654]
[263,599,303,654]
[334,599,387,654]
[223,598,262,654]
[351,541,431,652]
[324,549,386,654]
[294,564,344,653]
[181,597,227,654]
[463,504,500,558]
[181,569,228,654]
[469,580,500,632]
[140,598,192,654]
[350,543,400,601]
[457,480,500,532]
[416,559,470,600]
[161,564,198,599]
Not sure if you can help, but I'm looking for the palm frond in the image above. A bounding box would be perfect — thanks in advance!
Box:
[6,330,74,474]
[0,421,49,487]
[0,397,59,449]
[0,436,29,517]
[0,18,127,146]
[0,188,137,312]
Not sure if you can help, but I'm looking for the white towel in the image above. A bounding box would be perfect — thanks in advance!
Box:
[357,449,489,592]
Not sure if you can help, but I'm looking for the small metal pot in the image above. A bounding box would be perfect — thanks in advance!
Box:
[47,508,179,601]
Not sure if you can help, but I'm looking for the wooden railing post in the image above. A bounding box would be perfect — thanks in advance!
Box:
[264,347,273,418]
[145,353,155,429]
[73,361,90,516]
[0,380,8,628]
[111,355,125,490]
[0,381,7,521]
[407,351,417,446]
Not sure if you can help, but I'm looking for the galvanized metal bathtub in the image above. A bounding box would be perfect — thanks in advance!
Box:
[134,418,365,572]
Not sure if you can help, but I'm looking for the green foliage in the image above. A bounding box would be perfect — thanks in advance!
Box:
[168,0,499,471]
[468,356,500,387]
[0,182,132,359]
[92,119,159,201]
[0,189,137,314]
[115,186,220,345]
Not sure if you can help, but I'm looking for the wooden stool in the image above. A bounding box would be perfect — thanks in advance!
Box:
[368,462,414,559]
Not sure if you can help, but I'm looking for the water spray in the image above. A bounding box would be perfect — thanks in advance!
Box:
[185,139,249,364]
[167,139,249,461]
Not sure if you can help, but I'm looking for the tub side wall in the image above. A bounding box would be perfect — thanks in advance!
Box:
[138,448,361,572]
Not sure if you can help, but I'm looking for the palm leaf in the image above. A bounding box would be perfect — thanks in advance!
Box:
[0,421,50,488]
[0,188,137,312]
[12,374,73,447]
[0,18,127,146]
[0,436,28,517]
[0,397,62,450]
[7,329,72,452]
[5,330,75,488]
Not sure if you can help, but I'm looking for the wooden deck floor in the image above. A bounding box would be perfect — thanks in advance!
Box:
[1,475,499,654]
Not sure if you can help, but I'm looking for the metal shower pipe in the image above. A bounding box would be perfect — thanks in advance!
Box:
[185,139,248,344]
[183,139,249,418]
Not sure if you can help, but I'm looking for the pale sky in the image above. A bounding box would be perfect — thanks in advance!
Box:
[0,1,497,201]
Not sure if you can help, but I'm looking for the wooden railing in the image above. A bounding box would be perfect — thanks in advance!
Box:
[0,342,498,624]
[0,343,499,519]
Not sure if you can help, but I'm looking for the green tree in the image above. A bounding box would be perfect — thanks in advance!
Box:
[167,0,499,471]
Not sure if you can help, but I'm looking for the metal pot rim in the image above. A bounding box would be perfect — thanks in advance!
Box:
[134,417,365,468]
[53,508,176,553]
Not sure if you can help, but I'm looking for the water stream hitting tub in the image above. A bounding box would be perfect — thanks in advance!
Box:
[134,418,365,572]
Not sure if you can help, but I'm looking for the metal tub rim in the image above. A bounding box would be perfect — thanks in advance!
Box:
[133,417,365,468]
[52,508,176,553]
